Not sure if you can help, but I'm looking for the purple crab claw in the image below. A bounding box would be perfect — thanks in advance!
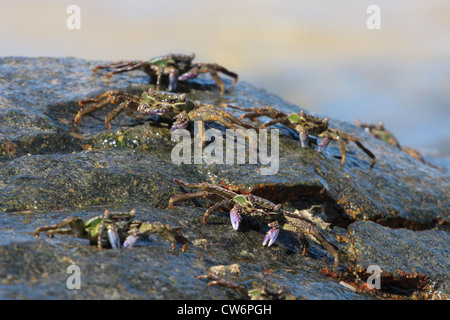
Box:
[107,228,121,249]
[123,234,138,249]
[168,73,179,92]
[178,69,198,82]
[262,228,280,247]
[318,137,331,152]
[171,112,190,132]
[299,130,309,148]
[230,208,241,230]
[170,121,189,131]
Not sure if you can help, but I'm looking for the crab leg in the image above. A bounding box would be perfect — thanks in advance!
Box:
[152,65,167,91]
[220,104,289,129]
[285,212,340,267]
[168,191,226,209]
[337,138,348,166]
[197,273,249,298]
[208,69,227,95]
[75,96,111,125]
[104,101,144,129]
[107,224,121,249]
[179,63,238,95]
[173,179,237,199]
[203,198,234,225]
[296,230,310,256]
[167,67,179,92]
[97,222,106,250]
[75,90,142,129]
[169,179,245,224]
[208,64,238,88]
[187,106,258,130]
[138,221,189,252]
[34,217,87,238]
[322,130,376,168]
[93,60,147,79]
[168,190,234,225]
[93,60,141,71]
[352,139,376,168]
[189,105,260,149]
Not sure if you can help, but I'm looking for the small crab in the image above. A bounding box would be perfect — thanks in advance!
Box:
[222,105,376,168]
[197,273,295,300]
[34,209,188,251]
[168,179,340,267]
[75,89,256,133]
[354,119,401,149]
[92,53,238,95]
[355,119,442,170]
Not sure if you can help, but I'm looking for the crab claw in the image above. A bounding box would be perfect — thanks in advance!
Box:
[263,221,281,247]
[318,137,331,152]
[107,227,121,249]
[230,207,241,230]
[171,113,189,131]
[123,234,138,249]
[262,228,280,247]
[299,130,309,148]
[168,73,179,92]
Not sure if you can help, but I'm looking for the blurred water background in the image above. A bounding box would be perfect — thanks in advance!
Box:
[1,0,449,169]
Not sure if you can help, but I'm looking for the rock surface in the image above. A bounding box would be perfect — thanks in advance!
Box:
[0,57,448,299]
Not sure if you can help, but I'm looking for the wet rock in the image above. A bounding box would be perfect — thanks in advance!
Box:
[347,221,450,297]
[0,150,202,211]
[0,203,367,299]
[0,57,448,299]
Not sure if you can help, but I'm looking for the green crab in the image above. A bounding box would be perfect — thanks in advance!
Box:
[34,209,188,251]
[92,53,238,95]
[168,179,340,267]
[75,89,256,132]
[222,104,376,168]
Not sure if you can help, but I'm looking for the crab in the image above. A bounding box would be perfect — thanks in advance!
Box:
[197,273,295,300]
[222,104,376,168]
[355,119,442,169]
[92,53,238,95]
[34,209,188,251]
[354,119,401,149]
[168,179,340,267]
[75,89,257,133]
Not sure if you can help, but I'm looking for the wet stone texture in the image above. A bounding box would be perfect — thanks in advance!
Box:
[0,57,448,299]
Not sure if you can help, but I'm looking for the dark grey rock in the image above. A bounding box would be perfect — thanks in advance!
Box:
[348,221,450,296]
